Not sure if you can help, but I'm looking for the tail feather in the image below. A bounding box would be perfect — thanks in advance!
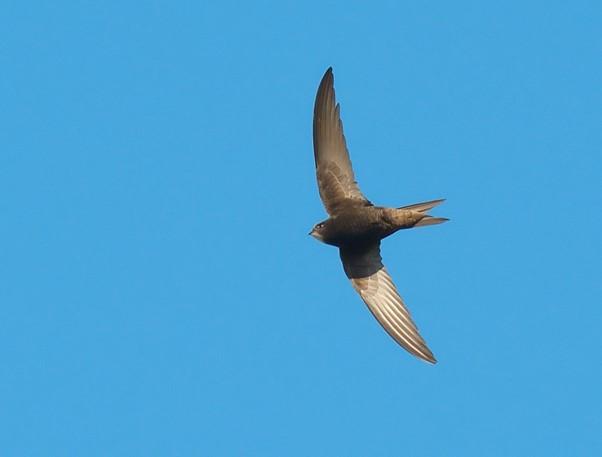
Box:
[398,199,445,213]
[395,198,448,229]
[414,216,449,227]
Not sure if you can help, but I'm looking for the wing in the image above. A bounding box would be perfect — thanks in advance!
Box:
[313,68,370,215]
[340,243,436,364]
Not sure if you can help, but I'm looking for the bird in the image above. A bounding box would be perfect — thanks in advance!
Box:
[309,67,448,364]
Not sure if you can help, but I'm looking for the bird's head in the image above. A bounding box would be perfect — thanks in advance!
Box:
[309,221,327,242]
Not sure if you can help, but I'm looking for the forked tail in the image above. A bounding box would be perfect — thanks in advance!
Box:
[398,199,448,227]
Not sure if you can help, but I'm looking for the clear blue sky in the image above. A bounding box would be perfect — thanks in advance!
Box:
[2,1,601,455]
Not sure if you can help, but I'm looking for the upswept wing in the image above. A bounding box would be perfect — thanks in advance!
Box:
[313,68,370,215]
[340,243,436,363]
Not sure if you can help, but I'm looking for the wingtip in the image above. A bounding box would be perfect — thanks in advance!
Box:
[425,355,437,365]
[414,351,437,364]
[314,67,337,121]
[320,67,334,85]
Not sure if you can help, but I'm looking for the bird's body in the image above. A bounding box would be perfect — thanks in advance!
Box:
[310,67,448,364]
[315,203,444,247]
[315,204,387,247]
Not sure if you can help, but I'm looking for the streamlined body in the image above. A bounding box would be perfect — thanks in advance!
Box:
[309,68,448,364]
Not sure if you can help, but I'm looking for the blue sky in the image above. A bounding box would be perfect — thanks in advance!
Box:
[2,1,601,455]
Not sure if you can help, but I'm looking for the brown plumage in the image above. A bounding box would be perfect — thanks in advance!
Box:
[309,68,448,364]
